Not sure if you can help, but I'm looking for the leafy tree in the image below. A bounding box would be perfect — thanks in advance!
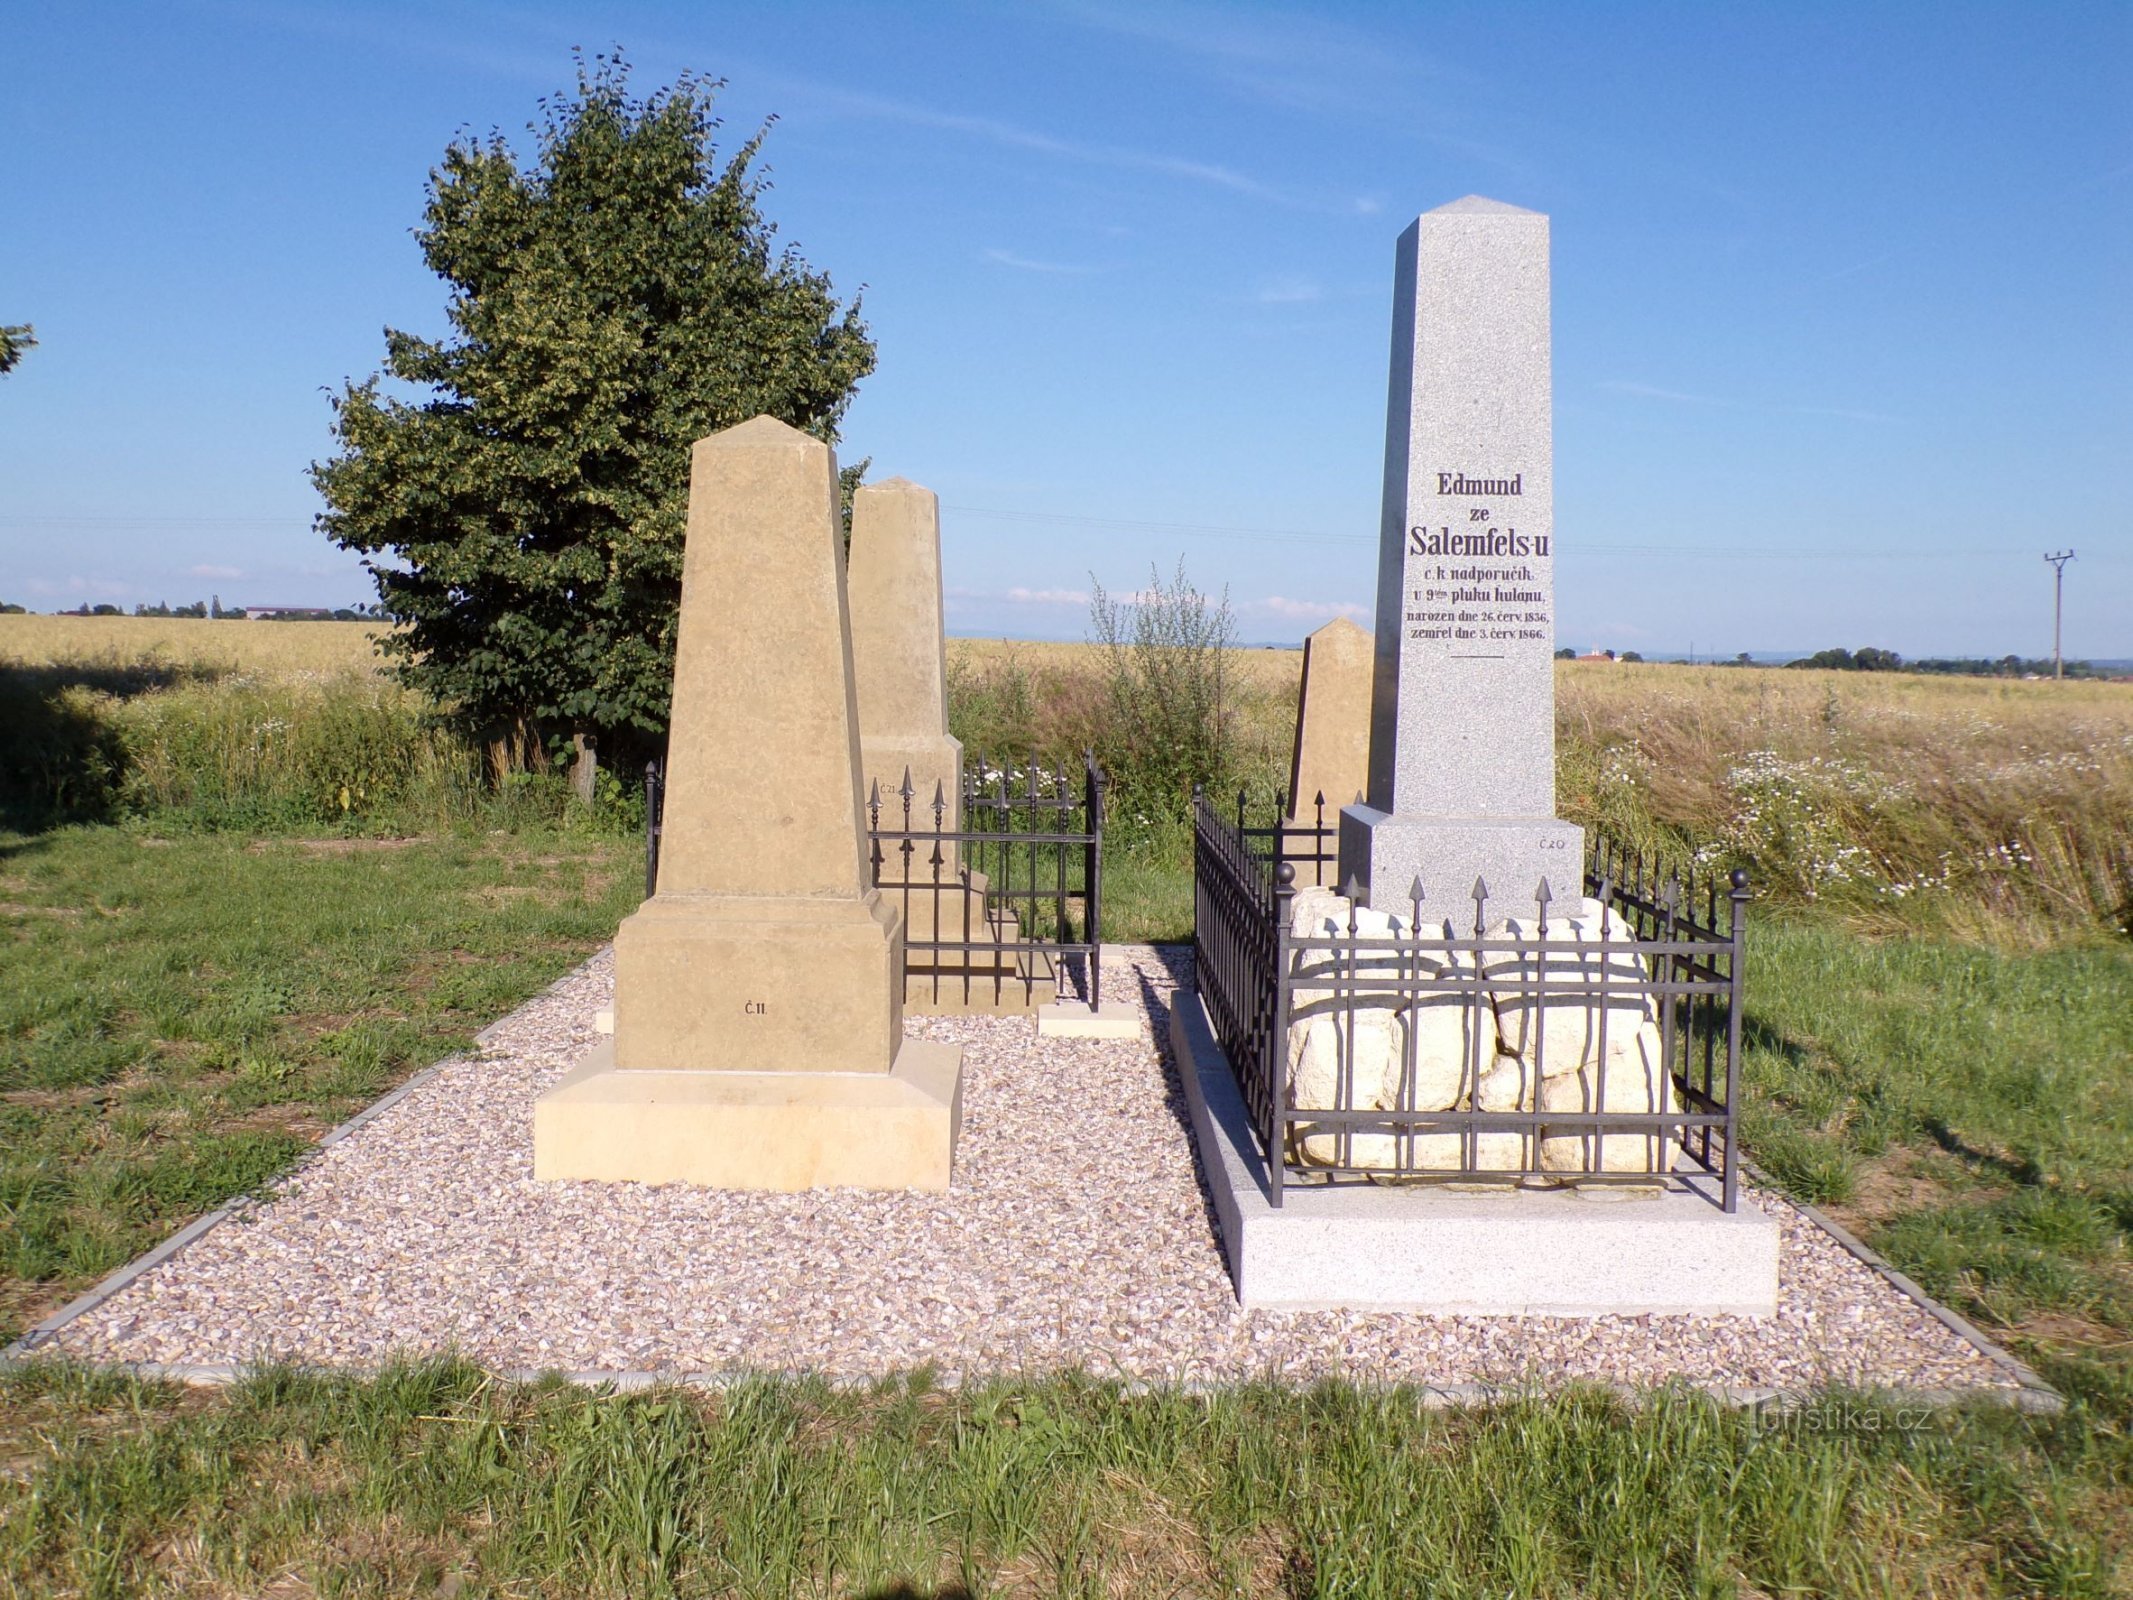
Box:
[0,324,33,375]
[314,53,875,764]
[1789,647,1856,671]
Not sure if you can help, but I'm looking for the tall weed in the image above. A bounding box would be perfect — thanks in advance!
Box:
[0,662,637,835]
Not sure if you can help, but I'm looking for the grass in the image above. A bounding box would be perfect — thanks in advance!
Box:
[0,824,642,1346]
[5,845,2129,1594]
[0,1360,2121,1598]
[2,626,2130,1590]
[1741,919,2133,1416]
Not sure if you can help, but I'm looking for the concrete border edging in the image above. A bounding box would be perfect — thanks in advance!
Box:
[1735,1155,2058,1407]
[1164,982,2056,1411]
[1,957,596,1364]
[0,951,2063,1415]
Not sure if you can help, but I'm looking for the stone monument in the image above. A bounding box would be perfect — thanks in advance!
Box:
[848,478,964,838]
[534,416,963,1192]
[1163,200,1779,1315]
[845,477,1048,1013]
[1284,616,1372,885]
[1339,197,1582,910]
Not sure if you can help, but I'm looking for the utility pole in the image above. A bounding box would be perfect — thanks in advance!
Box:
[2044,550,2076,679]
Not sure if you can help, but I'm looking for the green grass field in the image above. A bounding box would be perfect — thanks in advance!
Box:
[0,826,641,1345]
[2,824,2129,1594]
[3,628,2130,1593]
[1,1360,2117,1599]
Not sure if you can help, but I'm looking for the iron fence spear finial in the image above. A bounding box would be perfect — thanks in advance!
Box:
[1471,876,1490,936]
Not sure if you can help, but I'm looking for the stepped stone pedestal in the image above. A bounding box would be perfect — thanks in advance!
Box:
[534,417,961,1193]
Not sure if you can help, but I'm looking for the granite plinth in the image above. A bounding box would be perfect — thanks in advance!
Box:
[1169,984,1778,1315]
[1339,804,1584,915]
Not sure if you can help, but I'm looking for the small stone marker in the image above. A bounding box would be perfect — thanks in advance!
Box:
[1340,196,1583,909]
[534,416,962,1192]
[1285,617,1372,885]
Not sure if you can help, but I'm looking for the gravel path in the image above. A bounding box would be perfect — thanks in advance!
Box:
[48,947,2021,1393]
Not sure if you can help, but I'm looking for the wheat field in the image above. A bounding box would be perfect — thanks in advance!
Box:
[0,615,393,676]
[9,615,2127,936]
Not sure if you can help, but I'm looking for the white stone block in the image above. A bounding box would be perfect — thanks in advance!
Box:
[1034,1001,1142,1039]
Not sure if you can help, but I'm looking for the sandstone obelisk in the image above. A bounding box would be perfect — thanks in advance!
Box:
[534,416,962,1191]
[1285,617,1372,885]
[1338,198,1582,912]
[848,477,964,840]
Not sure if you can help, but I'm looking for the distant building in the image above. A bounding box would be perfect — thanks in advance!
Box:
[1575,649,1618,664]
[241,605,334,620]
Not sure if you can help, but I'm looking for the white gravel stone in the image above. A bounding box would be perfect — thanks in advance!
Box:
[47,947,2021,1394]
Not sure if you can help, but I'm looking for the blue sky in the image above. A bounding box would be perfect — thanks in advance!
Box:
[2,1,2127,657]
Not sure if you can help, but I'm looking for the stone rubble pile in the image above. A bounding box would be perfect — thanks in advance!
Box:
[1284,887,1676,1176]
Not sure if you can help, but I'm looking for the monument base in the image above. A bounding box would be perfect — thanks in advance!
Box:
[1169,985,1778,1314]
[1340,805,1584,919]
[533,1038,963,1192]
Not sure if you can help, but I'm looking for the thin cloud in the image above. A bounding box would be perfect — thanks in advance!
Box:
[1248,277,1323,305]
[1045,2,1535,180]
[1805,252,1895,288]
[983,248,1101,276]
[188,563,246,579]
[1600,379,1730,407]
[787,78,1304,206]
[1005,586,1091,606]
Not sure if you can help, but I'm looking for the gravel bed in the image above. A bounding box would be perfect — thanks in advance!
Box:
[48,947,2021,1393]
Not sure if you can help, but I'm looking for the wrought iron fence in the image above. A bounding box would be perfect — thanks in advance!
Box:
[642,754,1105,1009]
[1242,788,1341,888]
[869,754,1106,1010]
[1193,788,1747,1210]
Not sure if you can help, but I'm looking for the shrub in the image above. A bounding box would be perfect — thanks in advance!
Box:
[1087,562,1239,828]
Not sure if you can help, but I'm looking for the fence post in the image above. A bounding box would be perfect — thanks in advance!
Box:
[1724,867,1750,1214]
[643,757,663,899]
[1269,858,1295,1209]
[1086,753,1106,1009]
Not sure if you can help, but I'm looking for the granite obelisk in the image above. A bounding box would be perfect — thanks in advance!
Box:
[1338,197,1582,911]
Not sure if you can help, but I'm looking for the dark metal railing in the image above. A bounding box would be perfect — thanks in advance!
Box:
[869,753,1106,1011]
[1241,788,1340,888]
[1193,788,1747,1210]
[643,753,1106,1011]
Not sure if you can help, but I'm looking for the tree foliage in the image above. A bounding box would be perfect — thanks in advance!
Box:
[0,324,34,375]
[1788,647,1902,672]
[314,53,875,760]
